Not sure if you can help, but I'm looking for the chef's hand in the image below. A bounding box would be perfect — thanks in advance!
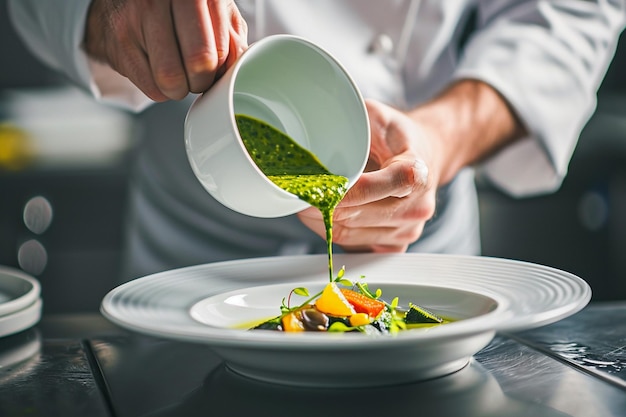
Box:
[82,0,248,101]
[297,99,442,253]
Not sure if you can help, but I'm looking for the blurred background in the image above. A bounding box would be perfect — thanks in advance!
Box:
[1,1,625,314]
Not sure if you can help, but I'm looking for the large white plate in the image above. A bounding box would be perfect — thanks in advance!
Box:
[0,266,40,317]
[101,253,591,387]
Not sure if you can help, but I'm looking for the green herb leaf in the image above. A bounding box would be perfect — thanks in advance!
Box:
[337,278,353,287]
[293,287,309,297]
[336,266,345,279]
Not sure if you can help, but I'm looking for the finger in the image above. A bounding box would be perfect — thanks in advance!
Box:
[142,1,188,99]
[230,1,249,41]
[340,158,429,207]
[208,0,233,66]
[298,204,425,248]
[334,222,423,249]
[118,46,170,102]
[214,1,249,80]
[228,1,249,57]
[172,0,221,93]
[87,0,170,101]
[218,27,244,79]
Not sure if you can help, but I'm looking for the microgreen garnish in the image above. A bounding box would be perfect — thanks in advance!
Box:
[387,297,407,334]
[281,287,311,313]
[355,281,382,300]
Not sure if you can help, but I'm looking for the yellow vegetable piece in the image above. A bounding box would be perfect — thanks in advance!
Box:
[349,313,371,327]
[281,312,305,332]
[315,283,356,316]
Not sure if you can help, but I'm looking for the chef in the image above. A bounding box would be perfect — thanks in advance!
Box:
[8,0,625,281]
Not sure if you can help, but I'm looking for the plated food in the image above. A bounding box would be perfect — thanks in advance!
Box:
[251,267,448,334]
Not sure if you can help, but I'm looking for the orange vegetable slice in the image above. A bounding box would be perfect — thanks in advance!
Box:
[340,289,386,318]
[315,283,356,316]
[281,311,305,332]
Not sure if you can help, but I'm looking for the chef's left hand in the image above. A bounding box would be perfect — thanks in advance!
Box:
[297,99,442,253]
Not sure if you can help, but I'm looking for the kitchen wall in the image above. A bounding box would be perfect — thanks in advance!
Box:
[0,0,136,313]
[478,32,626,301]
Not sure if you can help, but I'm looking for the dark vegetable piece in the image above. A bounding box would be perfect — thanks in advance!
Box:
[404,303,443,324]
[252,316,283,331]
[301,308,330,331]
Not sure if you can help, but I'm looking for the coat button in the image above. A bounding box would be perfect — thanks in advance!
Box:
[368,33,394,55]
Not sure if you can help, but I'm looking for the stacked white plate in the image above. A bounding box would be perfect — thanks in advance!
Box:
[0,266,42,338]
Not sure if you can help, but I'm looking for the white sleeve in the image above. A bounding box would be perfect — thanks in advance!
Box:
[455,0,626,197]
[7,0,153,112]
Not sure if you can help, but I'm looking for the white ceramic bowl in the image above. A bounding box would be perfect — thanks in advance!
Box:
[184,35,370,218]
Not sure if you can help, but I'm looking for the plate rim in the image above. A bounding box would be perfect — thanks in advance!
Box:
[0,297,43,339]
[0,266,41,317]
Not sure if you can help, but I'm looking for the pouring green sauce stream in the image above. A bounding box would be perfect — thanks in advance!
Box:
[235,114,348,281]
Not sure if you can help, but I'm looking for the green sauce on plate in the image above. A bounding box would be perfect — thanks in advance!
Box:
[236,114,348,281]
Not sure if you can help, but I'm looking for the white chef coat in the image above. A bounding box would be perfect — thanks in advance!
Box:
[8,0,626,281]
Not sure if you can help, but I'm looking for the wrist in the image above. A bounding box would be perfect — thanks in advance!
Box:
[409,79,527,186]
